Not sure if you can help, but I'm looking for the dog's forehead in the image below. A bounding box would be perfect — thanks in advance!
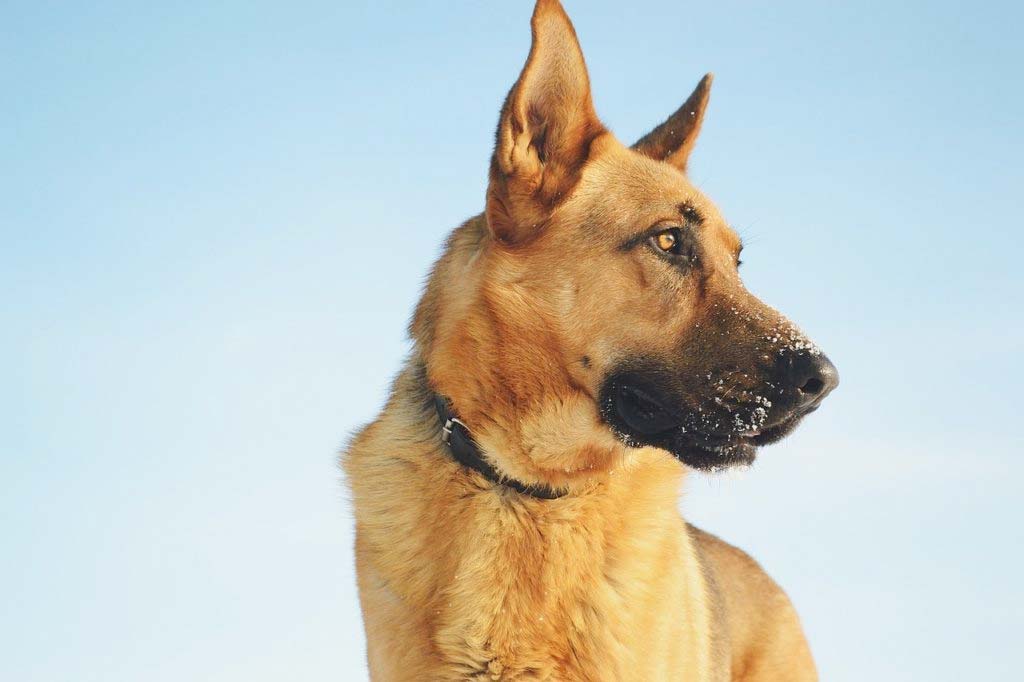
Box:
[576,145,688,211]
[565,141,736,247]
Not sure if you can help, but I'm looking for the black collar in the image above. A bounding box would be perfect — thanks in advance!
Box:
[433,395,566,500]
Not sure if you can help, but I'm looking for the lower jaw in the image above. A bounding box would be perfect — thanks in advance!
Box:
[673,437,758,471]
[605,423,761,472]
[750,413,806,446]
[605,412,806,472]
[674,412,808,471]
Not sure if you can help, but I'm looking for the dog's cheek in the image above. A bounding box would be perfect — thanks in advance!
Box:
[519,393,624,477]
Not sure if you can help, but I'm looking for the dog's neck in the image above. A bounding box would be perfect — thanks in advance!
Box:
[349,360,700,678]
[433,393,568,500]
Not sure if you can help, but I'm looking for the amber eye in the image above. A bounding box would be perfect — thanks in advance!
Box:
[653,228,682,254]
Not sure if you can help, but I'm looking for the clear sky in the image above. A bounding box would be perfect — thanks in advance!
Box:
[2,1,1022,680]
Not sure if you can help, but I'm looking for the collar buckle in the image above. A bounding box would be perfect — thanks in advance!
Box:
[440,416,466,446]
[433,392,567,500]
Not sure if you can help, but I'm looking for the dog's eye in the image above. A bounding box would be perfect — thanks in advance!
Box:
[652,228,683,255]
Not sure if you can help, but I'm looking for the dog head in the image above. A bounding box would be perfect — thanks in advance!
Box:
[416,0,837,484]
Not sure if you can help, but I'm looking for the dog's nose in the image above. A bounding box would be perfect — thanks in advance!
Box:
[778,349,839,408]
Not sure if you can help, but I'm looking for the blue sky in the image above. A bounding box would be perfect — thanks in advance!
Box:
[2,1,1021,680]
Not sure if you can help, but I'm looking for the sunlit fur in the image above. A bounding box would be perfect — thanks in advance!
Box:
[344,1,819,679]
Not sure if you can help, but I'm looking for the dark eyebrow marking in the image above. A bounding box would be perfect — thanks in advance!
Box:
[618,200,705,252]
[679,201,704,224]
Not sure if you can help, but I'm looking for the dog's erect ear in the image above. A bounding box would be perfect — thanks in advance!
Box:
[632,74,713,173]
[486,0,605,244]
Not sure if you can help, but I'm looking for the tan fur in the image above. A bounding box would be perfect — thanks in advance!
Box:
[345,1,819,679]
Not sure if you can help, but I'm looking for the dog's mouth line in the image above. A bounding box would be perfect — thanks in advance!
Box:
[614,383,795,441]
[603,376,820,470]
[612,389,764,445]
[683,409,809,448]
[751,408,815,445]
[610,418,754,452]
[606,398,809,450]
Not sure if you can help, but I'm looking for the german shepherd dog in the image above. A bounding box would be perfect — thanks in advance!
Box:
[344,1,838,679]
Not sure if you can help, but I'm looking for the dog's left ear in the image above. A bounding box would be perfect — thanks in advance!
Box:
[632,73,713,173]
[486,0,605,245]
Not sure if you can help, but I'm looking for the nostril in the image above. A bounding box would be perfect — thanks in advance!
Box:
[800,376,825,396]
[775,349,839,405]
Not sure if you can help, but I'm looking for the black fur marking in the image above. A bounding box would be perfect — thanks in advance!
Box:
[679,201,704,225]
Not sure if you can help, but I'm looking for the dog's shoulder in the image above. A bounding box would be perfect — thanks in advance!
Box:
[687,524,818,682]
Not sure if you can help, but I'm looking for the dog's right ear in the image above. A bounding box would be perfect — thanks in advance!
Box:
[486,0,605,245]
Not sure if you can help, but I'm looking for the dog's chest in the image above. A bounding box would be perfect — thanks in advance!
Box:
[425,498,700,681]
[430,531,631,681]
